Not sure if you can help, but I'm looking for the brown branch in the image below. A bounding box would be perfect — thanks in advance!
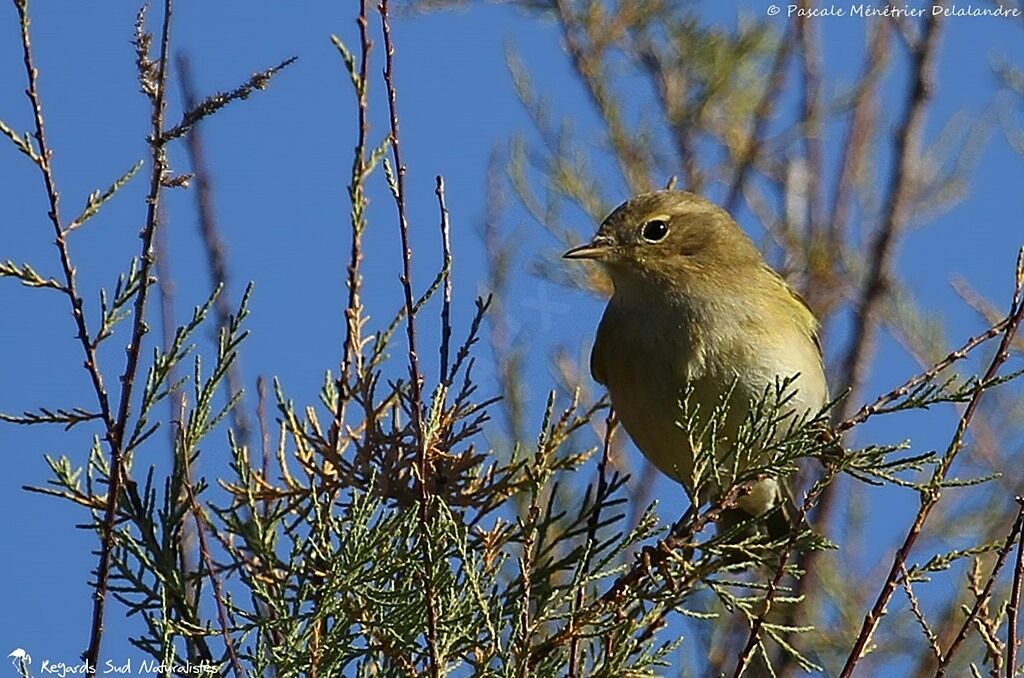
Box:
[935,501,1024,675]
[840,248,1024,677]
[634,41,703,192]
[481,147,528,445]
[601,489,738,606]
[724,27,794,213]
[87,2,175,665]
[731,458,844,677]
[834,8,943,423]
[517,500,540,678]
[835,314,1015,436]
[151,200,205,638]
[795,0,824,235]
[256,376,271,507]
[1007,497,1024,677]
[251,374,283,650]
[379,1,439,675]
[552,0,654,193]
[789,21,942,656]
[568,412,617,677]
[11,0,118,456]
[529,482,751,667]
[436,176,454,384]
[152,203,183,438]
[180,420,243,677]
[176,54,252,449]
[828,19,889,246]
[335,597,420,676]
[339,0,372,396]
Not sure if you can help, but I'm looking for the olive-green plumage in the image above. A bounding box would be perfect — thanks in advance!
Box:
[565,191,827,528]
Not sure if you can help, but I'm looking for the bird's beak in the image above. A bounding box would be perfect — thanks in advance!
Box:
[563,235,614,260]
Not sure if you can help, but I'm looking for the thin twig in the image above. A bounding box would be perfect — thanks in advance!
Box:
[88,0,175,666]
[552,0,653,193]
[935,502,1024,675]
[602,486,741,605]
[379,1,440,674]
[152,203,183,443]
[339,0,372,394]
[256,376,271,506]
[481,147,527,445]
[731,461,844,677]
[529,482,749,667]
[436,176,453,384]
[1007,497,1024,677]
[179,412,243,678]
[518,500,540,678]
[834,9,943,425]
[901,563,943,662]
[152,200,204,627]
[176,53,252,448]
[795,0,824,235]
[840,248,1024,677]
[635,41,702,192]
[12,0,119,472]
[568,412,617,677]
[159,56,297,144]
[724,27,795,212]
[835,314,1015,436]
[828,17,889,243]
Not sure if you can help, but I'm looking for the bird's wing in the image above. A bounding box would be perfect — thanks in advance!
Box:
[590,307,610,385]
[762,263,826,377]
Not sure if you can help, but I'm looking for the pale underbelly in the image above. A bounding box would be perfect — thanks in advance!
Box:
[606,355,823,499]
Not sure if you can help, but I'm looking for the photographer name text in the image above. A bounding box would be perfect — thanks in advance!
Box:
[775,3,1021,17]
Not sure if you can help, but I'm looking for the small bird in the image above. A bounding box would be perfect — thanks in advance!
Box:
[564,190,828,538]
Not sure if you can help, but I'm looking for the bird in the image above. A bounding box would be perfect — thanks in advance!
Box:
[563,190,828,540]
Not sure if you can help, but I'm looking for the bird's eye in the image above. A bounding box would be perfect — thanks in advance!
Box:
[641,219,670,243]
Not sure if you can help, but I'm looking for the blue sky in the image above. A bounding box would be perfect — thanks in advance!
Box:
[0,0,1022,673]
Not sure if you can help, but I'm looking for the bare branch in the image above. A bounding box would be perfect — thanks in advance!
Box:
[568,412,617,677]
[180,417,244,677]
[379,0,440,673]
[936,502,1024,675]
[176,54,252,448]
[841,248,1024,677]
[436,176,454,384]
[834,11,943,421]
[88,0,176,665]
[1008,497,1024,677]
[724,27,794,212]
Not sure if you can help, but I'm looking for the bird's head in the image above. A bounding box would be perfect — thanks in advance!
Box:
[563,191,762,290]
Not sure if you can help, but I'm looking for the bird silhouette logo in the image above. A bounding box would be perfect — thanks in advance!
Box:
[7,649,31,672]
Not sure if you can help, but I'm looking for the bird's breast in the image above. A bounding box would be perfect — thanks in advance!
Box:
[594,300,706,486]
[592,293,827,494]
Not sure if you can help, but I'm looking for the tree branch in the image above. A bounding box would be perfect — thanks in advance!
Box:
[840,247,1024,677]
[379,1,440,674]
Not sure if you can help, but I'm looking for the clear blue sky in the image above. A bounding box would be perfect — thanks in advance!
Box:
[0,0,1021,672]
